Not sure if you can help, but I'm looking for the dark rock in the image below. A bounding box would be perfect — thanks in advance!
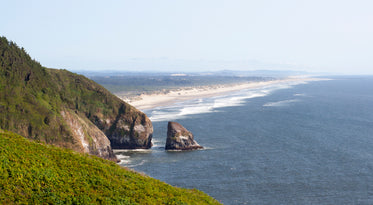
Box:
[92,104,153,149]
[105,112,153,149]
[165,121,203,150]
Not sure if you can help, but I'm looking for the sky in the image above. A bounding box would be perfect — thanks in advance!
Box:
[1,0,373,74]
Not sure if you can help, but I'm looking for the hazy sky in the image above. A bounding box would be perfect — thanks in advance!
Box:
[1,0,373,74]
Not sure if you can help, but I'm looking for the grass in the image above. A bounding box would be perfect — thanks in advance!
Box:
[0,129,220,204]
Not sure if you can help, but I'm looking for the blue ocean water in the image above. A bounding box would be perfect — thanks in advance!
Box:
[117,76,373,204]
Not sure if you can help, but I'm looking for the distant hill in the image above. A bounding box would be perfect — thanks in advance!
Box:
[0,129,219,204]
[0,36,153,161]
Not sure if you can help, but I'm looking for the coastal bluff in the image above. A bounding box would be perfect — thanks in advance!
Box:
[0,37,153,162]
[165,121,203,150]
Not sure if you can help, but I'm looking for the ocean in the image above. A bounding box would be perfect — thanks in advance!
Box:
[116,76,373,204]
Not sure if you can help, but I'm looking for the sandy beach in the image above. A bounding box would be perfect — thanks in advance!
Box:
[122,76,327,110]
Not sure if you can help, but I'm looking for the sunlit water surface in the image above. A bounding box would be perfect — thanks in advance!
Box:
[117,76,373,204]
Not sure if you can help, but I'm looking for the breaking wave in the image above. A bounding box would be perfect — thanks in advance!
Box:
[148,81,305,122]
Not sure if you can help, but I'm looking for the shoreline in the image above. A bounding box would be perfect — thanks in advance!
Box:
[120,76,328,111]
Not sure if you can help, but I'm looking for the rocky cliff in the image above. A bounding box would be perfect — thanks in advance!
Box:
[0,36,153,161]
[92,103,153,149]
[60,109,118,161]
[165,121,203,150]
[48,68,154,151]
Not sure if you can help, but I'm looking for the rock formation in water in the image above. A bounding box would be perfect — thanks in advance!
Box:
[165,121,203,150]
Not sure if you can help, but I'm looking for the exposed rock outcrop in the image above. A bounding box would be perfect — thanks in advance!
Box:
[93,106,153,149]
[165,121,203,150]
[61,109,118,162]
[48,69,154,151]
[47,67,154,153]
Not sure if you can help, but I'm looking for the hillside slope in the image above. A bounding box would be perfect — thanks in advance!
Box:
[0,36,152,161]
[0,129,220,204]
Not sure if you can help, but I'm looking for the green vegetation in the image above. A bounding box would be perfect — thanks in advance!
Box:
[0,36,219,203]
[0,129,219,204]
[0,36,140,150]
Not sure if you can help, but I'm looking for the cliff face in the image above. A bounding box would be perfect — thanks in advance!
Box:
[0,36,153,161]
[48,68,154,151]
[60,109,118,161]
[92,104,153,149]
[165,121,203,150]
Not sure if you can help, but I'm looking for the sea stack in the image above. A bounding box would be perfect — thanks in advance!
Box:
[165,121,203,150]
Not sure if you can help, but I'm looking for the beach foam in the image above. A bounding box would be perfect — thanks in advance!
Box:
[116,154,132,165]
[127,77,327,110]
[151,138,164,148]
[143,78,329,121]
[149,85,290,122]
[263,99,300,107]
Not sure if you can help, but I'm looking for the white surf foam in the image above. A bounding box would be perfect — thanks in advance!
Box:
[178,104,214,115]
[114,149,153,153]
[116,154,132,165]
[263,99,300,107]
[149,108,182,121]
[151,138,164,148]
[116,154,130,161]
[127,160,147,168]
[149,81,304,122]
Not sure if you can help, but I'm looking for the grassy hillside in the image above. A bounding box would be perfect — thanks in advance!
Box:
[0,129,220,204]
[0,36,152,158]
